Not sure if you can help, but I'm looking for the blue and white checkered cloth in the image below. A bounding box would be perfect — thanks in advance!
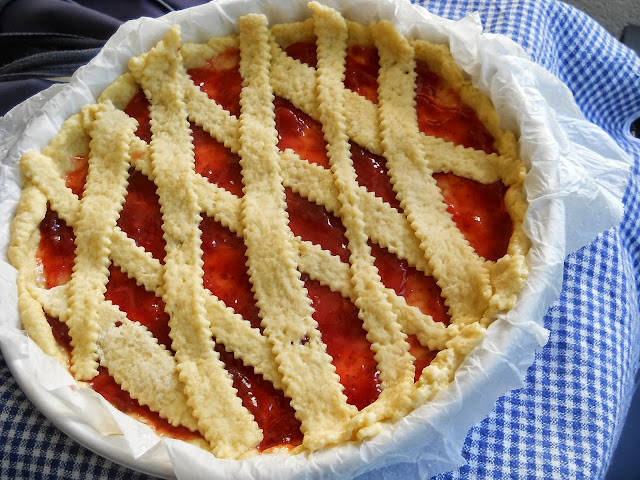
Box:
[424,1,640,479]
[1,0,639,478]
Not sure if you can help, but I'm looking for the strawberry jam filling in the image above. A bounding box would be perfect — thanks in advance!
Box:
[304,275,381,409]
[46,314,73,352]
[200,215,262,331]
[274,96,329,168]
[350,142,401,211]
[192,123,244,197]
[407,334,438,381]
[285,187,349,263]
[117,169,166,263]
[105,264,172,350]
[344,45,379,104]
[124,90,152,143]
[434,173,511,262]
[370,243,450,325]
[65,154,89,198]
[215,344,303,451]
[37,208,76,289]
[187,48,242,117]
[284,41,317,67]
[415,61,496,153]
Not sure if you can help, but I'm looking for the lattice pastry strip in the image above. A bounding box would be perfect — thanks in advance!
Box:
[311,3,414,417]
[236,14,354,449]
[127,26,263,457]
[373,21,492,326]
[65,103,136,379]
[9,3,530,461]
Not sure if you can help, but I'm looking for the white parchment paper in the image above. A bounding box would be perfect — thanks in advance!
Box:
[0,0,632,478]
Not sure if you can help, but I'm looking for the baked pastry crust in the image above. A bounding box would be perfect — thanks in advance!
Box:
[8,2,529,460]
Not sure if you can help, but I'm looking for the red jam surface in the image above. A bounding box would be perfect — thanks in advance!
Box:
[285,187,349,263]
[124,90,152,143]
[344,45,379,104]
[303,275,381,409]
[187,48,242,117]
[117,169,166,263]
[200,215,262,331]
[274,96,329,168]
[192,123,244,197]
[46,314,73,353]
[105,264,172,350]
[407,334,437,382]
[36,154,90,288]
[65,155,89,198]
[37,208,76,289]
[215,344,303,451]
[434,172,511,262]
[371,243,450,325]
[284,41,318,67]
[350,142,401,211]
[415,61,495,153]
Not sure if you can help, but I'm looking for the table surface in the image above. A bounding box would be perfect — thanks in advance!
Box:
[565,0,640,38]
[1,1,640,479]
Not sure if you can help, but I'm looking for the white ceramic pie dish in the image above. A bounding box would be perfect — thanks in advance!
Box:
[0,0,631,479]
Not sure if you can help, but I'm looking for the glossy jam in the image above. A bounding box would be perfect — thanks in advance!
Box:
[187,48,242,117]
[192,123,244,197]
[215,344,303,451]
[407,334,437,382]
[117,169,166,263]
[274,96,329,168]
[200,215,262,331]
[344,45,379,103]
[37,208,76,289]
[284,41,317,67]
[415,61,495,153]
[350,142,401,211]
[304,275,381,409]
[434,173,511,262]
[65,155,89,198]
[46,314,72,353]
[285,187,349,263]
[124,90,152,143]
[370,243,450,325]
[105,264,172,350]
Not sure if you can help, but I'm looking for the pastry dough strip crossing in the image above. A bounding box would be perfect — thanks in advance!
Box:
[373,21,492,326]
[237,14,354,450]
[311,3,414,410]
[66,103,136,380]
[128,26,261,458]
